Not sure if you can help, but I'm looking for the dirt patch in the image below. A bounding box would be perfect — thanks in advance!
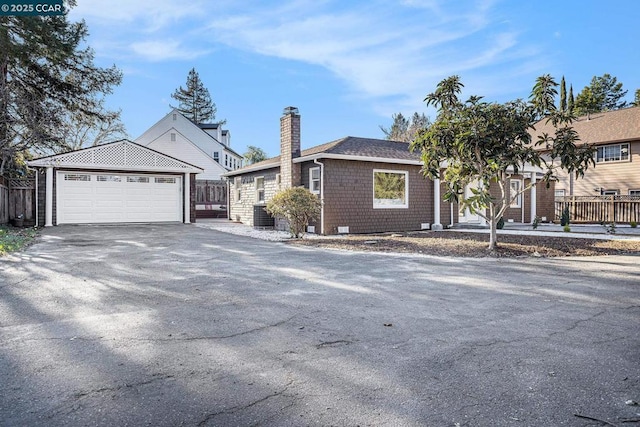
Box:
[288,231,640,258]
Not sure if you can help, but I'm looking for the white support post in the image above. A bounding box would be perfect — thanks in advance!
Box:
[530,173,537,223]
[183,173,191,224]
[432,177,443,231]
[45,167,53,227]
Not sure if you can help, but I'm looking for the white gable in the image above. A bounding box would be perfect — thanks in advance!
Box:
[146,129,228,180]
[27,140,202,173]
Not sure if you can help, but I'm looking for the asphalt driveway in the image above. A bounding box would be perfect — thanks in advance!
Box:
[0,224,639,426]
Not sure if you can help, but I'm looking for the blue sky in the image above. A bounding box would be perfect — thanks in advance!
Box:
[70,0,640,158]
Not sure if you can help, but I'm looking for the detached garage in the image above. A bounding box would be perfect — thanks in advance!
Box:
[27,140,203,226]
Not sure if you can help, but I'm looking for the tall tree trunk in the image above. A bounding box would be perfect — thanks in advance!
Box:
[488,204,498,252]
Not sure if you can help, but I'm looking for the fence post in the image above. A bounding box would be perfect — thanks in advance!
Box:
[609,195,614,223]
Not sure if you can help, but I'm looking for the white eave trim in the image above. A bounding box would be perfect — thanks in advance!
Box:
[224,162,280,177]
[293,153,423,165]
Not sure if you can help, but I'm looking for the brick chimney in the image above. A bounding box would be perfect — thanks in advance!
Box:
[280,106,301,188]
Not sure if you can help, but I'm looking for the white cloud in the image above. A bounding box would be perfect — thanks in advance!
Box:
[204,1,542,113]
[130,40,210,62]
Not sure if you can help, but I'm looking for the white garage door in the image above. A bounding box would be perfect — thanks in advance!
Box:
[56,172,182,224]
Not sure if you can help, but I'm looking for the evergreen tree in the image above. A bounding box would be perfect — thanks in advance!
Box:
[0,7,122,175]
[568,85,574,113]
[380,112,430,142]
[632,89,640,107]
[171,68,222,124]
[560,76,567,112]
[574,73,627,115]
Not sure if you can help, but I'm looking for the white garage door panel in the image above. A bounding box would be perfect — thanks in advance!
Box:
[57,172,182,224]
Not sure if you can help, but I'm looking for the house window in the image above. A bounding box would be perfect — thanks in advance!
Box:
[234,177,241,202]
[601,189,618,196]
[225,154,228,167]
[170,133,176,142]
[555,189,565,198]
[255,176,265,203]
[64,173,90,181]
[97,175,121,182]
[596,143,629,163]
[309,167,320,194]
[629,190,640,196]
[127,176,149,183]
[510,179,522,208]
[373,170,408,209]
[155,177,176,184]
[213,152,219,163]
[172,113,177,121]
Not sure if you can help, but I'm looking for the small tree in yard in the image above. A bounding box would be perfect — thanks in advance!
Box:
[266,187,321,238]
[410,75,595,252]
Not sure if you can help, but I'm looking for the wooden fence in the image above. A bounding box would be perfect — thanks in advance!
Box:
[555,195,640,223]
[0,177,36,226]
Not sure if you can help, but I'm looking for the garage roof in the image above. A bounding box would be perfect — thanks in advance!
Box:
[27,139,203,173]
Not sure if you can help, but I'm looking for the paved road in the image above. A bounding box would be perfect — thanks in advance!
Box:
[1,224,639,426]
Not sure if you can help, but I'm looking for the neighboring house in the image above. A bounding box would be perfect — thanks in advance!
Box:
[531,106,640,197]
[26,140,202,227]
[225,107,555,235]
[135,109,244,217]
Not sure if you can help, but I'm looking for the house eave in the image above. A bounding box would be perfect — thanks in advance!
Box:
[293,153,423,165]
[223,162,280,177]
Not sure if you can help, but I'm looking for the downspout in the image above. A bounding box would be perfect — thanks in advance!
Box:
[313,158,324,235]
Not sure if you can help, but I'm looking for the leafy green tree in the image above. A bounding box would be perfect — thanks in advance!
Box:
[243,145,267,165]
[574,73,628,115]
[410,75,594,251]
[266,187,321,238]
[171,68,224,124]
[380,112,430,142]
[0,5,122,175]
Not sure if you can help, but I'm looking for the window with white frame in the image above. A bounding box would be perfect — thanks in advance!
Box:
[629,189,640,196]
[554,189,565,197]
[170,133,176,142]
[213,152,219,163]
[255,176,265,203]
[64,173,90,181]
[309,167,320,194]
[234,177,241,202]
[225,154,228,167]
[373,170,408,209]
[510,179,522,208]
[601,189,618,196]
[596,143,629,163]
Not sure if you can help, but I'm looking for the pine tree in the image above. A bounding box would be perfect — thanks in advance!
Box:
[0,9,122,175]
[171,68,221,124]
[574,73,628,115]
[380,112,430,142]
[568,85,574,113]
[560,76,567,112]
[633,89,640,107]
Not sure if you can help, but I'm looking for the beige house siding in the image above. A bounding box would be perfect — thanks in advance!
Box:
[228,167,281,225]
[554,140,640,196]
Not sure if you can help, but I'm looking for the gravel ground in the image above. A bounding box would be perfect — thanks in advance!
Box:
[195,221,640,258]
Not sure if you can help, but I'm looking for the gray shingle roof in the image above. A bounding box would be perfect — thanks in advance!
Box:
[226,136,418,176]
[530,106,640,146]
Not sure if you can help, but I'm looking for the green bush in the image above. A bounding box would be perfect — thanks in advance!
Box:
[631,221,637,228]
[496,217,505,230]
[266,187,321,238]
[532,216,541,230]
[563,224,571,233]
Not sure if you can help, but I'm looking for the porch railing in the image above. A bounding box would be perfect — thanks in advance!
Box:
[555,195,640,223]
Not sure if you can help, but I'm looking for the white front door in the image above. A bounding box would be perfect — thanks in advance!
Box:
[458,181,485,224]
[56,172,182,224]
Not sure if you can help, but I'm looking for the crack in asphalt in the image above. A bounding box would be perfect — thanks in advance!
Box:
[197,379,295,427]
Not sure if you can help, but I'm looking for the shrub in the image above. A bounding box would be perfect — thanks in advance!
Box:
[266,187,321,238]
[532,216,541,230]
[631,221,637,228]
[496,217,505,229]
[563,224,571,232]
[560,206,570,226]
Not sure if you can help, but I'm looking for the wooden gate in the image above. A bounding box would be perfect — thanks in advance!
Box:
[195,180,228,218]
[0,177,36,226]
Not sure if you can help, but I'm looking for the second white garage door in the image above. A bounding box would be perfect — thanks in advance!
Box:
[57,172,182,224]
